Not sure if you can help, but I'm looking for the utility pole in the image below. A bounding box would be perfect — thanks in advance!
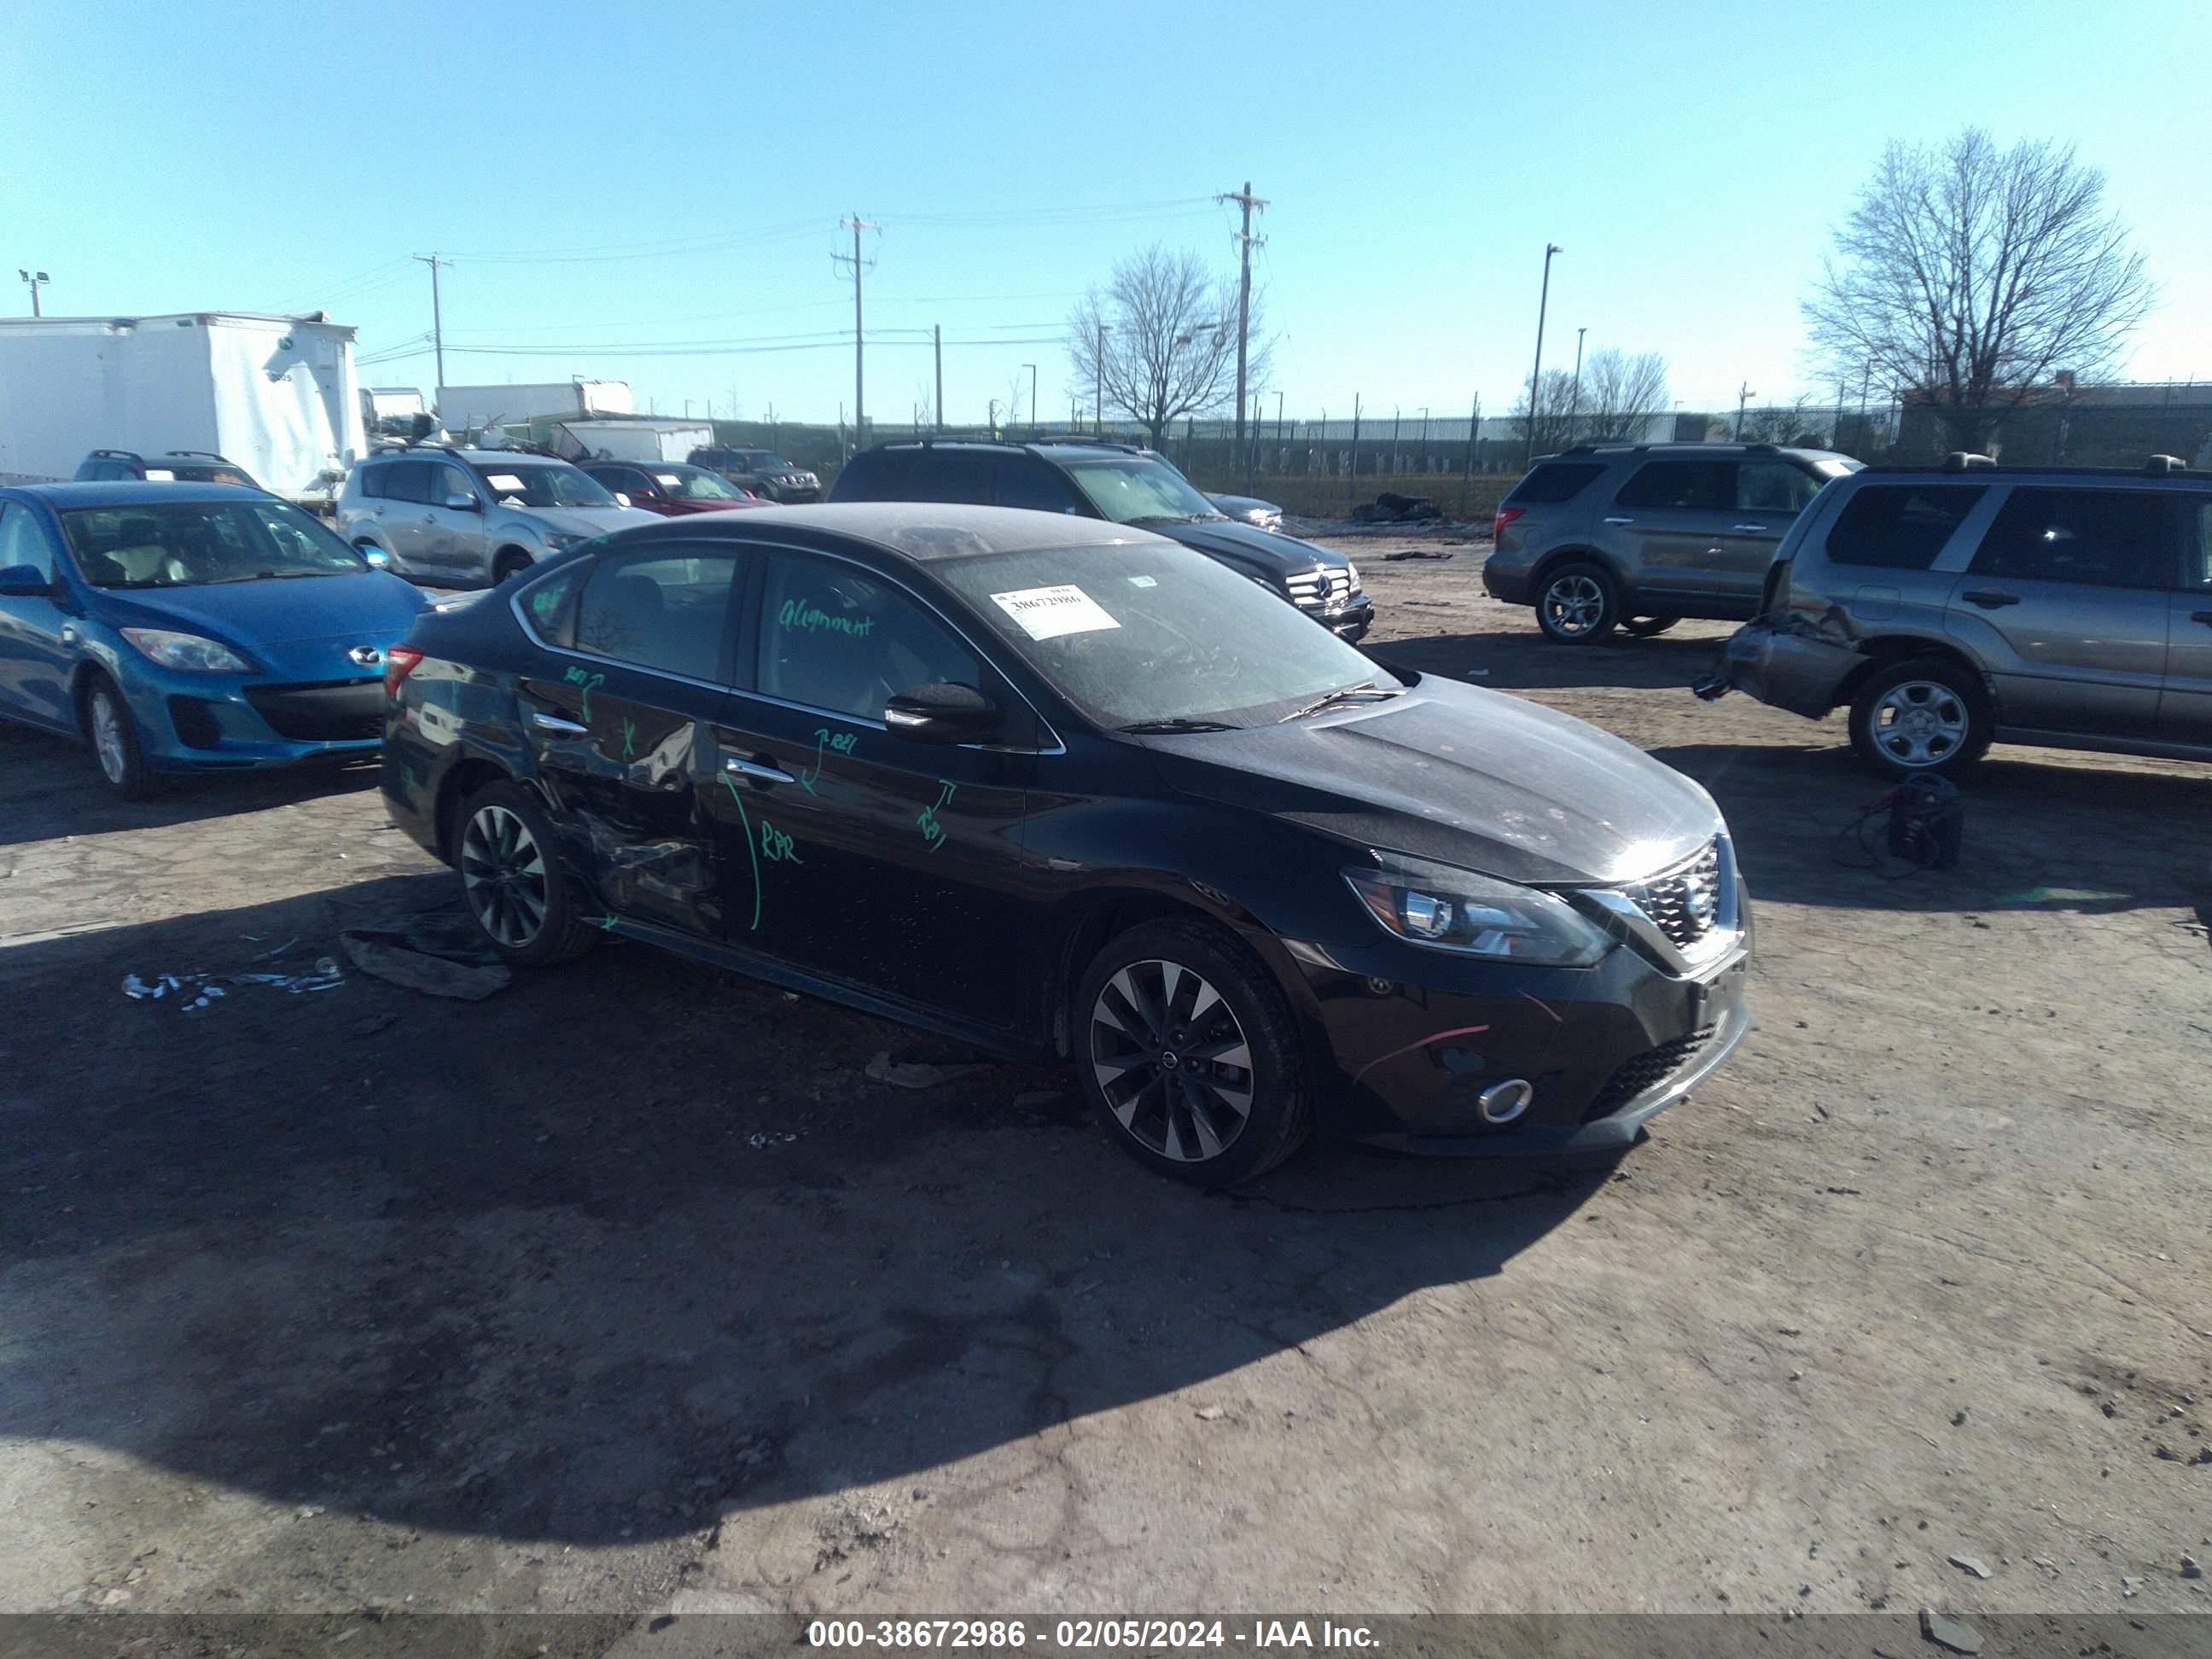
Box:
[1023,363,1038,434]
[933,324,944,434]
[413,254,450,393]
[1462,393,1480,518]
[1569,326,1586,440]
[835,215,879,453]
[1348,393,1362,515]
[1217,180,1267,462]
[1525,243,1560,469]
[1736,381,1755,441]
[18,269,49,317]
[1093,321,1109,435]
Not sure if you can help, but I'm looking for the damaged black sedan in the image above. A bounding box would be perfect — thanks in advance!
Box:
[381,504,1750,1185]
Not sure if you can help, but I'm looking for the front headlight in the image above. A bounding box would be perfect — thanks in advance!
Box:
[541,533,586,551]
[1343,852,1610,966]
[1346,562,1361,590]
[120,628,255,673]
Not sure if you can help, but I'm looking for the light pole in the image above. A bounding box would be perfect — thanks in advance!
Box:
[1418,406,1429,470]
[1525,243,1561,468]
[1022,363,1037,434]
[988,398,1001,439]
[1569,326,1586,441]
[18,270,49,317]
[1735,381,1755,441]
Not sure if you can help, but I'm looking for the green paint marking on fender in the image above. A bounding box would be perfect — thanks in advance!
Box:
[719,772,764,932]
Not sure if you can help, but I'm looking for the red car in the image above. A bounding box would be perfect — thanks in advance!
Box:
[579,461,771,515]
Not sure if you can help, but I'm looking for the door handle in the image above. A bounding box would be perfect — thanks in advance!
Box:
[724,756,796,786]
[1603,515,1634,526]
[530,710,588,736]
[1731,522,1768,533]
[2192,610,2212,626]
[1961,588,2020,609]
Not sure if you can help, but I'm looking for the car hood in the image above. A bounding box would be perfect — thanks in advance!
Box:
[665,497,770,514]
[1144,675,1720,887]
[496,504,663,537]
[90,571,428,648]
[1157,517,1347,575]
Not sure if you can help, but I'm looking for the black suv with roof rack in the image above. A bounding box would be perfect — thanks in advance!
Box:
[1483,441,1861,643]
[73,449,264,491]
[829,439,1373,641]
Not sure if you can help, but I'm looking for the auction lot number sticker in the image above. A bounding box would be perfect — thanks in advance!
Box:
[989,585,1122,640]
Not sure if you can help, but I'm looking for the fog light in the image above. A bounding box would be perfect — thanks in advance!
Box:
[1476,1078,1534,1125]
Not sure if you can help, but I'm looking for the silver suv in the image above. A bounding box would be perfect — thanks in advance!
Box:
[1696,456,2212,776]
[1484,443,1861,643]
[336,448,658,586]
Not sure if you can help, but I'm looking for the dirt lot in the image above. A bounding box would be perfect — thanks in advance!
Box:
[3,538,2209,1639]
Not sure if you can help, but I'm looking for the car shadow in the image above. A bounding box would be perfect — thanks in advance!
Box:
[0,719,380,849]
[0,877,1610,1548]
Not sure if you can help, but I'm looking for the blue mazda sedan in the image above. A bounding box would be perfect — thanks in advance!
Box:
[0,482,427,797]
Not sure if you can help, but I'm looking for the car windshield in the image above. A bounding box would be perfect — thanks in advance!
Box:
[747,453,793,472]
[61,500,368,588]
[934,538,1395,728]
[656,466,745,500]
[471,463,618,508]
[1063,457,1228,526]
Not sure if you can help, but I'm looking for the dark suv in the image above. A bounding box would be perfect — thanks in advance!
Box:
[1483,442,1861,643]
[73,449,263,491]
[830,439,1373,641]
[689,447,821,503]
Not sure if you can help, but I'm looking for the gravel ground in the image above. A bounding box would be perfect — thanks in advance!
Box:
[2,538,2208,1638]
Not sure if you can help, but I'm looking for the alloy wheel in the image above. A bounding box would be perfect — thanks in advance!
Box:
[1541,573,1607,637]
[1089,958,1255,1162]
[1870,679,1970,767]
[90,690,128,785]
[460,803,549,947]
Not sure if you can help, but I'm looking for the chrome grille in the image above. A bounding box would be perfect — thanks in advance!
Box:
[1622,839,1724,952]
[1284,566,1353,611]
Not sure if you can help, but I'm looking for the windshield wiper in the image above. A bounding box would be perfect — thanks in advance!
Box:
[1113,717,1240,734]
[1278,682,1404,723]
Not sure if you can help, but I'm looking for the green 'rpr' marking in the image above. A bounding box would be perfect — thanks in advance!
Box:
[562,665,605,723]
[719,772,764,932]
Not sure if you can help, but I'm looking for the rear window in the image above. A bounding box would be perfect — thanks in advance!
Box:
[1823,484,1988,569]
[1615,459,1735,512]
[1505,462,1604,505]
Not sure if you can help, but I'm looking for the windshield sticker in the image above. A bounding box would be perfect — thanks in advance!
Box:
[1127,574,1158,588]
[990,585,1121,641]
[655,474,683,487]
[486,474,526,492]
[143,469,175,481]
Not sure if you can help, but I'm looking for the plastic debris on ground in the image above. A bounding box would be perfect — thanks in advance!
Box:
[339,910,510,1001]
[122,963,344,1010]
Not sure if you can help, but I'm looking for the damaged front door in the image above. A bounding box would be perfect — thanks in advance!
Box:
[517,546,746,935]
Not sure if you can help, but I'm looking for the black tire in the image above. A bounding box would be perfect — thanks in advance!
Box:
[453,779,601,966]
[492,547,533,585]
[1621,614,1682,637]
[1534,559,1620,643]
[79,672,158,800]
[1848,655,1993,778]
[1072,919,1313,1187]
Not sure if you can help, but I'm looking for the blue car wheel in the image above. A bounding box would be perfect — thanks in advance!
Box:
[82,672,157,800]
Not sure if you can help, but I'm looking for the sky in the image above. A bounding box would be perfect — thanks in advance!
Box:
[4,0,2209,429]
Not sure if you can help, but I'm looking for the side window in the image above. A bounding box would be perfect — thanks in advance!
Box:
[2189,502,2212,589]
[355,464,386,500]
[1823,484,1987,569]
[1504,461,1605,505]
[517,562,586,649]
[439,464,477,506]
[573,549,742,680]
[1615,460,1733,511]
[383,461,433,505]
[756,553,984,721]
[1969,488,2175,591]
[1737,462,1820,515]
[0,503,57,582]
[911,454,993,504]
[621,469,659,499]
[992,460,1086,513]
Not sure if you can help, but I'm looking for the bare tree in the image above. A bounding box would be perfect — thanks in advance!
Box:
[1738,394,1832,448]
[1804,129,2153,451]
[1508,369,1580,457]
[1578,349,1671,442]
[1066,245,1268,448]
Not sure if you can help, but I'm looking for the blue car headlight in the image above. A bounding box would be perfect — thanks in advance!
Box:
[1343,851,1610,966]
[120,627,256,674]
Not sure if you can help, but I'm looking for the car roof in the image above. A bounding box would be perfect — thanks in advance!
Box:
[6,480,274,509]
[367,448,571,466]
[631,500,1172,563]
[861,439,1150,463]
[1538,442,1850,464]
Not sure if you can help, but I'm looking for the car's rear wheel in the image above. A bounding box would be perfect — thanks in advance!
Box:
[1621,614,1681,637]
[492,547,533,585]
[1848,656,1993,777]
[80,672,157,800]
[456,780,600,965]
[1073,919,1312,1187]
[1535,560,1619,643]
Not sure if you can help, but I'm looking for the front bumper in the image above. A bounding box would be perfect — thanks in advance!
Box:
[1316,595,1376,642]
[123,665,386,772]
[1692,618,1863,719]
[1293,878,1754,1155]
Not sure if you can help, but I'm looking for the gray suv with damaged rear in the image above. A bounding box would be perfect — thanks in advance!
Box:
[1695,455,2212,777]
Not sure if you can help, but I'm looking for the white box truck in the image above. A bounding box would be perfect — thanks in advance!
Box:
[0,311,366,507]
[550,417,713,463]
[435,380,633,433]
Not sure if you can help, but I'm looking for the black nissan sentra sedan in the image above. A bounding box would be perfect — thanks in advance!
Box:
[381,504,1750,1185]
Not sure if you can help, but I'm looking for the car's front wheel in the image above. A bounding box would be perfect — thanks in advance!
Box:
[1073,919,1312,1187]
[492,547,533,585]
[80,672,157,800]
[1535,560,1620,643]
[1848,656,1993,777]
[455,780,601,965]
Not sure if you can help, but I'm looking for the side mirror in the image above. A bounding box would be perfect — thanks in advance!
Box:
[445,492,480,512]
[614,492,632,509]
[883,682,1001,745]
[0,562,51,597]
